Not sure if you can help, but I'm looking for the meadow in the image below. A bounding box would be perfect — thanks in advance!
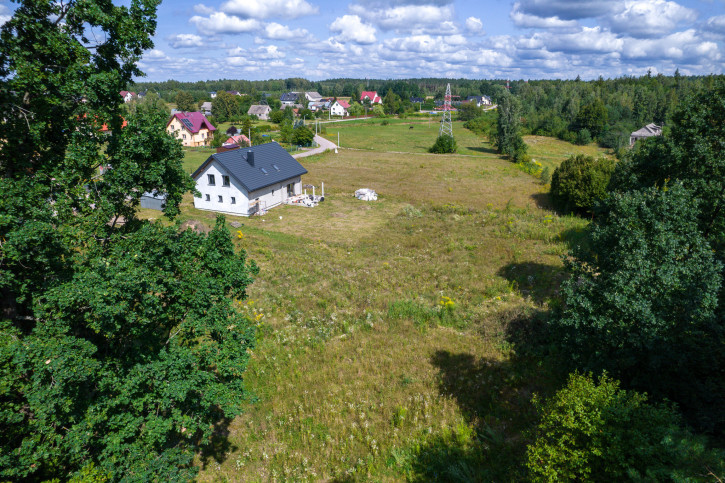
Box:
[161,123,599,481]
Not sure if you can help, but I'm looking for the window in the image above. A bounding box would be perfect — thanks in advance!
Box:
[222,175,230,187]
[272,164,280,171]
[260,167,268,174]
[218,195,223,203]
[205,194,210,201]
[231,197,236,204]
[208,174,215,185]
[182,134,186,140]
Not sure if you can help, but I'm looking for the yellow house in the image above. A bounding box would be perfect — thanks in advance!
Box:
[166,111,216,147]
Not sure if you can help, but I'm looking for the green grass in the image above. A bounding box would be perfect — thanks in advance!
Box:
[159,122,606,481]
[177,127,595,480]
[330,118,497,156]
[524,135,613,171]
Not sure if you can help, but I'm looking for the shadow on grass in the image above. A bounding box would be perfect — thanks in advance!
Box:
[466,145,498,155]
[199,416,237,469]
[497,262,567,305]
[530,192,554,210]
[403,310,563,482]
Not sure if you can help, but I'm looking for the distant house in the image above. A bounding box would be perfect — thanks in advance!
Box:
[308,100,331,112]
[360,91,382,104]
[140,191,167,211]
[191,142,308,216]
[467,95,492,107]
[280,92,299,106]
[248,104,272,120]
[166,111,216,147]
[227,90,243,96]
[120,91,136,103]
[200,101,212,116]
[224,134,250,147]
[330,100,349,117]
[304,91,323,102]
[630,123,662,146]
[410,97,424,104]
[210,91,217,98]
[137,90,147,100]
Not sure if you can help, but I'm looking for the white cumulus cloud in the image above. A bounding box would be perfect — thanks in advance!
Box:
[169,34,203,48]
[351,4,454,32]
[220,0,318,19]
[465,16,484,33]
[510,2,578,28]
[514,0,619,21]
[264,22,311,40]
[330,15,377,44]
[190,12,261,34]
[608,0,697,38]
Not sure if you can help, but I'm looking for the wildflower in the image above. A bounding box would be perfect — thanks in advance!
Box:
[236,230,244,239]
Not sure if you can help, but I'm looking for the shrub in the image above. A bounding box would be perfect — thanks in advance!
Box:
[550,154,615,214]
[574,128,592,145]
[381,119,390,126]
[429,134,457,154]
[527,373,724,482]
[540,166,552,185]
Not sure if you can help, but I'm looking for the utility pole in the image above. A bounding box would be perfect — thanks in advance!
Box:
[439,83,453,138]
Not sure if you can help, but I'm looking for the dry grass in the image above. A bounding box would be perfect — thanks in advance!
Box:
[163,126,596,481]
[524,135,613,171]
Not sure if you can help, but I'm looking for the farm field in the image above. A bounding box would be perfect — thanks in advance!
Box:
[165,125,596,480]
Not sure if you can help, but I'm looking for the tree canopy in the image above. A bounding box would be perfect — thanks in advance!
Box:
[0,0,258,479]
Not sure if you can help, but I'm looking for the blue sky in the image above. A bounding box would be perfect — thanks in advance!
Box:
[2,0,725,81]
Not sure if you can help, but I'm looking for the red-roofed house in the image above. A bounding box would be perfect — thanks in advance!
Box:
[224,134,250,147]
[120,91,136,103]
[360,91,382,104]
[330,100,350,117]
[166,111,217,147]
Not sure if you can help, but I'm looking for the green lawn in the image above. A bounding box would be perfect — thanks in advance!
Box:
[166,123,598,481]
[328,118,497,156]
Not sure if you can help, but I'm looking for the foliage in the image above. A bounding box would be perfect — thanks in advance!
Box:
[269,109,285,124]
[496,94,527,161]
[550,155,614,214]
[575,99,608,137]
[429,134,457,154]
[291,125,314,145]
[348,101,364,116]
[457,102,483,122]
[551,183,724,430]
[383,88,401,115]
[527,373,724,482]
[226,125,239,136]
[574,128,591,145]
[0,1,257,479]
[174,91,196,112]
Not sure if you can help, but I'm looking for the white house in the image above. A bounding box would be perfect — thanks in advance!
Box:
[330,100,349,117]
[630,123,662,146]
[120,90,136,103]
[166,111,216,147]
[305,91,323,102]
[248,104,272,120]
[191,142,308,216]
[210,91,217,98]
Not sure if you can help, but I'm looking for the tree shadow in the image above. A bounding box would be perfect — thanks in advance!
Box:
[466,145,498,155]
[405,310,563,481]
[199,416,237,469]
[530,192,553,210]
[497,262,567,305]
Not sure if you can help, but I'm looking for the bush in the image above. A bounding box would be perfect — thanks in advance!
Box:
[291,125,314,146]
[540,166,552,185]
[527,373,724,482]
[574,128,592,145]
[381,119,390,126]
[550,154,615,214]
[429,134,457,154]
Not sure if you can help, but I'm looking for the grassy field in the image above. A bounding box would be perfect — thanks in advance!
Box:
[159,124,597,480]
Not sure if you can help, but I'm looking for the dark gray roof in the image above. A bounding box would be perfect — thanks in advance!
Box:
[192,142,307,193]
[280,92,298,102]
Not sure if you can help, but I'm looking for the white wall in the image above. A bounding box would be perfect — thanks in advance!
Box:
[248,176,302,213]
[193,161,303,216]
[193,161,249,216]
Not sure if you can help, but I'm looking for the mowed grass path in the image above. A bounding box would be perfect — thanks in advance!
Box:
[172,125,593,481]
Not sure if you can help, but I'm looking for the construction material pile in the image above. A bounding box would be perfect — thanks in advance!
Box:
[355,188,377,201]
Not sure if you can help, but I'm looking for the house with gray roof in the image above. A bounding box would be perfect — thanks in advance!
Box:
[630,123,662,146]
[191,142,307,216]
[304,91,323,102]
[280,92,299,105]
[200,101,212,116]
[248,104,272,120]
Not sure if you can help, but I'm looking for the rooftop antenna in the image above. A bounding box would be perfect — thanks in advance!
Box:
[439,83,453,138]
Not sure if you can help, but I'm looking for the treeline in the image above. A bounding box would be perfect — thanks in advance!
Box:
[132,77,500,105]
[513,72,715,153]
